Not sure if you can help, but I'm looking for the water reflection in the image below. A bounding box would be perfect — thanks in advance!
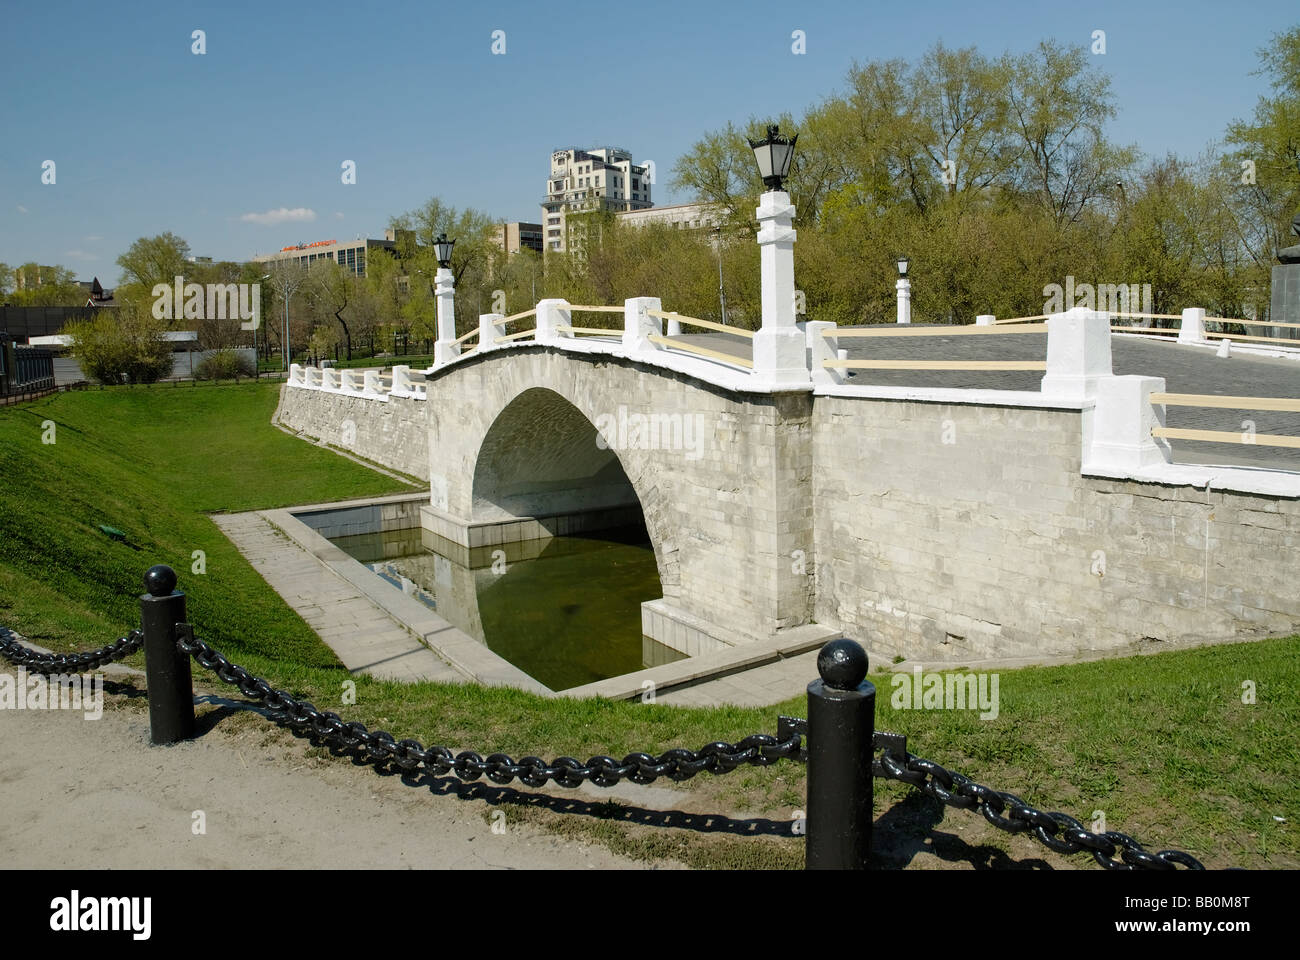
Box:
[330,523,684,690]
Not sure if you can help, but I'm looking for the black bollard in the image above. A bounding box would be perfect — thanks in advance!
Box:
[139,565,195,745]
[806,638,875,869]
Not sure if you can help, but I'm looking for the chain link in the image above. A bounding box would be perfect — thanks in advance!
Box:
[177,626,802,789]
[874,741,1204,870]
[0,625,145,674]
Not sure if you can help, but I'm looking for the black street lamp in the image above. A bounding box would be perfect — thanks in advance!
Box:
[434,233,455,269]
[896,256,910,278]
[747,124,798,192]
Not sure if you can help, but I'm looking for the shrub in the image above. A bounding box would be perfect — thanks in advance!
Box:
[195,350,256,381]
[66,306,174,385]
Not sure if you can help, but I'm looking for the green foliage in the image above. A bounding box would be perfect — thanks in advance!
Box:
[3,262,83,306]
[1225,26,1300,262]
[65,306,174,384]
[115,232,191,292]
[195,349,256,381]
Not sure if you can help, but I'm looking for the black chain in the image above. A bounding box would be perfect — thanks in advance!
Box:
[874,738,1204,870]
[177,625,803,788]
[0,625,145,674]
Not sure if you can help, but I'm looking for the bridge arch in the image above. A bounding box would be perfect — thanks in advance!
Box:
[466,379,681,601]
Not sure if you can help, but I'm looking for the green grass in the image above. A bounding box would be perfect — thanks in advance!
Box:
[1,382,1297,869]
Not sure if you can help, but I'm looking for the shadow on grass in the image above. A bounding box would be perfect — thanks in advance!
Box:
[191,691,1059,867]
[871,790,1054,870]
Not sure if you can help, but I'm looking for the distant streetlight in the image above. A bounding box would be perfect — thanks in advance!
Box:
[896,254,912,325]
[747,124,798,192]
[714,224,728,325]
[256,274,270,378]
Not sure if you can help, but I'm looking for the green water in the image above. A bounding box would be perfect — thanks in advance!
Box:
[329,523,684,690]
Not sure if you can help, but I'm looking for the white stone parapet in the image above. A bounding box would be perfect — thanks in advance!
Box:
[1084,375,1173,473]
[623,297,664,357]
[806,320,842,386]
[1040,307,1113,401]
[1178,307,1207,344]
[478,313,507,353]
[535,299,572,344]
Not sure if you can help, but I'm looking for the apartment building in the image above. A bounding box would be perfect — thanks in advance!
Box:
[617,201,721,231]
[541,146,653,252]
[494,222,544,255]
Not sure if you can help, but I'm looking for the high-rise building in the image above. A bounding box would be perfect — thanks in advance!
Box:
[541,146,653,252]
[494,222,544,255]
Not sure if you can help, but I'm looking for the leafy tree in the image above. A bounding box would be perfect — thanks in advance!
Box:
[1225,26,1300,263]
[303,260,359,359]
[115,231,189,291]
[4,263,82,306]
[66,304,173,384]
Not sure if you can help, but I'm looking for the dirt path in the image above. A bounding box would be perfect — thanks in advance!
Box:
[0,692,671,870]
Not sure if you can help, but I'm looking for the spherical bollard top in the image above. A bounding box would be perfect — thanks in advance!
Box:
[817,638,868,690]
[144,565,178,598]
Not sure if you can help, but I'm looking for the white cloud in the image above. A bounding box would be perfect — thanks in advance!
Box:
[334,211,345,220]
[240,207,317,226]
[64,250,98,260]
[17,205,28,214]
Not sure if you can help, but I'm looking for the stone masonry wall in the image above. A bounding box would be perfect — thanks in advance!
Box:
[274,385,430,481]
[811,396,1300,661]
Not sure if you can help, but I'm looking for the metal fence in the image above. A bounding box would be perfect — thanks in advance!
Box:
[0,340,56,399]
[0,563,1206,870]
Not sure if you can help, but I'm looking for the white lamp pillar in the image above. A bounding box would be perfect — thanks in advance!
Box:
[896,276,912,324]
[433,267,459,366]
[752,190,809,386]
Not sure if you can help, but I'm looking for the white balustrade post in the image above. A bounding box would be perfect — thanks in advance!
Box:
[1178,307,1207,344]
[342,370,361,393]
[896,277,912,324]
[623,297,663,357]
[289,363,302,385]
[1040,307,1113,401]
[1084,375,1172,472]
[806,320,842,385]
[535,298,571,344]
[321,367,339,391]
[478,313,507,352]
[433,267,459,366]
[391,365,412,396]
[752,190,809,386]
[363,370,381,396]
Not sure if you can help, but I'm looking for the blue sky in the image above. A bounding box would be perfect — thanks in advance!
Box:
[1,0,1296,283]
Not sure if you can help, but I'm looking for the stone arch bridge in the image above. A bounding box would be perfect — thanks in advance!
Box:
[275,298,1300,664]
